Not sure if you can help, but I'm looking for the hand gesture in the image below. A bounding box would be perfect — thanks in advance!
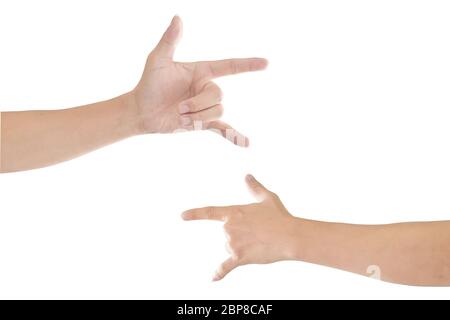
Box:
[183,175,297,281]
[133,16,268,146]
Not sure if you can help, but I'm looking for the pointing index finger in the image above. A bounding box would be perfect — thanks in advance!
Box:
[182,206,237,221]
[197,58,268,79]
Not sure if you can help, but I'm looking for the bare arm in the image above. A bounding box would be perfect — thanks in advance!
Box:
[0,16,267,173]
[0,93,138,172]
[183,175,450,286]
[292,218,450,286]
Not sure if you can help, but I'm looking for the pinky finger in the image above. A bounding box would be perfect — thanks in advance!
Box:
[207,121,249,148]
[213,257,239,281]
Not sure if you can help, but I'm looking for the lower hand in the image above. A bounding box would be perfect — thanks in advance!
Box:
[182,174,299,281]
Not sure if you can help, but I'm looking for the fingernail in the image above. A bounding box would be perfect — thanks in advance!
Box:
[212,273,221,281]
[179,103,190,114]
[180,116,192,126]
[246,174,255,182]
[259,58,269,69]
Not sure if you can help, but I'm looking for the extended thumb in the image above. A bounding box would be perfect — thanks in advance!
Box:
[245,174,271,201]
[154,15,183,59]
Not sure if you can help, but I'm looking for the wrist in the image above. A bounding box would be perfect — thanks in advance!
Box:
[118,91,145,136]
[281,216,308,261]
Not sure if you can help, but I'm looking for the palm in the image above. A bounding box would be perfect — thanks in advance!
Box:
[132,16,267,146]
[137,61,197,133]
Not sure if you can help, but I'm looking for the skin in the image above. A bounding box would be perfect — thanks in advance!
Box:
[182,175,450,286]
[4,16,445,288]
[0,16,267,173]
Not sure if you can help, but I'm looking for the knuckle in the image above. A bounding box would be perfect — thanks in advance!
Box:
[268,192,280,202]
[187,100,196,111]
[215,86,224,101]
[228,60,237,74]
[207,63,216,77]
[206,206,215,220]
[215,104,224,117]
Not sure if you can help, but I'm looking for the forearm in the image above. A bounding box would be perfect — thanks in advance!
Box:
[0,92,140,173]
[289,218,450,286]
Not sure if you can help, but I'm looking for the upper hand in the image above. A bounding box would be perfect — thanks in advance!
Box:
[182,174,298,281]
[132,16,268,147]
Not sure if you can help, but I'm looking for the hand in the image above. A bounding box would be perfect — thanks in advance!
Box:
[132,16,268,147]
[182,174,299,281]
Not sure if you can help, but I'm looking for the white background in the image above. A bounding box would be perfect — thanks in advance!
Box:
[1,0,450,299]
